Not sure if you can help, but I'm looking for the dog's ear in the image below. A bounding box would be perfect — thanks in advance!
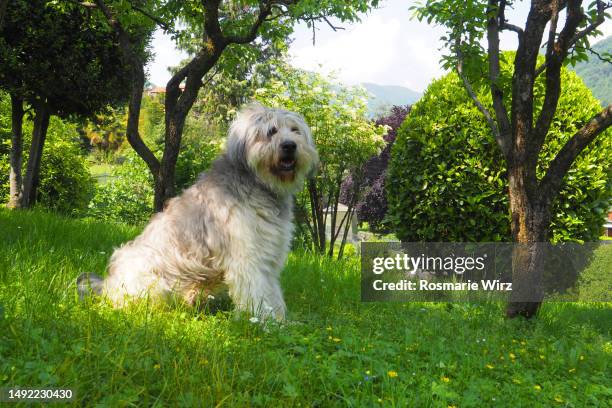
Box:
[225,132,248,168]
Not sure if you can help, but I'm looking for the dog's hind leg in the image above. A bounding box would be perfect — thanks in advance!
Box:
[76,272,104,299]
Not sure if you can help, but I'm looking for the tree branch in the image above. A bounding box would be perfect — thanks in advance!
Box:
[535,0,611,77]
[223,1,272,44]
[202,0,225,47]
[532,0,584,161]
[501,22,523,34]
[322,16,345,31]
[128,1,173,32]
[576,44,612,63]
[539,104,612,203]
[510,0,551,167]
[486,0,512,158]
[93,0,160,176]
[498,0,523,36]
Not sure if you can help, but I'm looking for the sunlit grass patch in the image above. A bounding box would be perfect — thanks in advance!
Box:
[0,209,610,406]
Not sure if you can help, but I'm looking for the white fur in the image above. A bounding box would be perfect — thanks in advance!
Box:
[82,104,318,321]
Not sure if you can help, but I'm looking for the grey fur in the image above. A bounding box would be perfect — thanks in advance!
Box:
[77,104,319,320]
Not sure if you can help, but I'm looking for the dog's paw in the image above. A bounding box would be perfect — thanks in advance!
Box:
[76,272,104,299]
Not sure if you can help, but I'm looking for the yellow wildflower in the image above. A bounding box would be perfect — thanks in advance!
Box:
[534,385,542,391]
[387,370,398,378]
[554,396,564,403]
[486,364,494,369]
[441,376,450,383]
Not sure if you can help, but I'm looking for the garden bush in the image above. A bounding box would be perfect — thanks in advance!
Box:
[340,105,410,233]
[87,137,220,225]
[0,109,94,215]
[86,151,154,225]
[387,55,612,242]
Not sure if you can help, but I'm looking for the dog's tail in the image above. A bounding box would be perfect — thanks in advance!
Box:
[77,272,104,299]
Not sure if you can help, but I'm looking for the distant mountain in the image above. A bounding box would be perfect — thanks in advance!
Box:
[572,35,612,106]
[361,83,421,117]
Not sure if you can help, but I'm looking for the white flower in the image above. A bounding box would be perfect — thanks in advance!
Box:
[249,317,259,324]
[207,294,215,300]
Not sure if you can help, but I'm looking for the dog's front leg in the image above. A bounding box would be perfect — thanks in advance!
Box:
[225,264,286,321]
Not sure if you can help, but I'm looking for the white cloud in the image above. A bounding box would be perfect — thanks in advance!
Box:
[147,0,612,91]
[290,16,402,85]
[288,1,447,92]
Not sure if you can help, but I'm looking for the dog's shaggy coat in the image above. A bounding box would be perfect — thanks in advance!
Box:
[78,104,318,320]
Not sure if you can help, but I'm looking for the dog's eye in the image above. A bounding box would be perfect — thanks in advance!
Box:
[267,126,277,138]
[291,126,300,133]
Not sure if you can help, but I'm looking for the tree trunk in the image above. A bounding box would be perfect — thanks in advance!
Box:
[505,165,551,319]
[7,94,24,209]
[307,179,326,254]
[0,0,8,29]
[153,117,185,212]
[21,102,50,208]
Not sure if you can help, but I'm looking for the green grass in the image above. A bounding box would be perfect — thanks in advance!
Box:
[0,209,610,407]
[89,163,115,185]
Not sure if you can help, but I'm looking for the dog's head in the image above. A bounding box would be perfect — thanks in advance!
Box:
[226,103,319,195]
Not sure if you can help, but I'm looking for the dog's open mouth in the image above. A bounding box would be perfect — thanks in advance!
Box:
[278,158,296,172]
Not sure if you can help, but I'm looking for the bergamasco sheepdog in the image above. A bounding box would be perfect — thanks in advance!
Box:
[78,103,319,321]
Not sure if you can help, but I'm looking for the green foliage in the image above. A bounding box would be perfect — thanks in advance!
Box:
[0,105,94,214]
[87,151,154,225]
[572,35,612,106]
[388,57,612,242]
[0,208,611,406]
[87,135,220,225]
[0,0,136,117]
[36,119,95,215]
[140,94,165,147]
[254,63,386,253]
[174,132,222,192]
[81,106,128,159]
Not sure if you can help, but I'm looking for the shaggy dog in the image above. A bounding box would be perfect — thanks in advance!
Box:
[78,104,319,321]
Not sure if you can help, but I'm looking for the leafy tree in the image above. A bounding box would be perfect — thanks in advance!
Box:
[0,0,137,208]
[414,0,612,317]
[341,105,410,233]
[1,105,95,214]
[255,64,386,258]
[81,107,128,160]
[388,60,610,242]
[86,0,381,212]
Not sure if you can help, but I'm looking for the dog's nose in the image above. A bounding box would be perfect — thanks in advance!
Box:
[281,140,297,154]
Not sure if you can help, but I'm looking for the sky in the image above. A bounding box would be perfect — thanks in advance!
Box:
[147,0,612,92]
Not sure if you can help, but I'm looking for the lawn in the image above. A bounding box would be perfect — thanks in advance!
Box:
[0,209,610,407]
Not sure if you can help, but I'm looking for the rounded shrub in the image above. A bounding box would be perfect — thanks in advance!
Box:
[387,56,611,242]
[37,136,94,214]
